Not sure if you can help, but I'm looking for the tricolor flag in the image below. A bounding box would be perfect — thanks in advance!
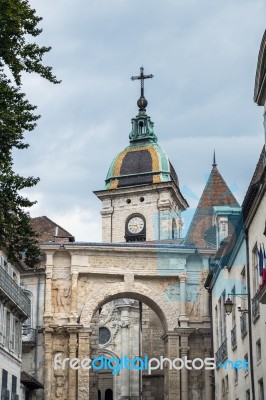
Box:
[263,244,266,285]
[258,245,264,287]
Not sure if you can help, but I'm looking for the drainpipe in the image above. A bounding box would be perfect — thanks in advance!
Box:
[245,230,255,400]
[34,268,40,377]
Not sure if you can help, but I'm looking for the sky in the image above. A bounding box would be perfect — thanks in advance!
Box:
[13,0,266,241]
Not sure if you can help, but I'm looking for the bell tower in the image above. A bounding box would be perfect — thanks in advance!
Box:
[94,67,188,243]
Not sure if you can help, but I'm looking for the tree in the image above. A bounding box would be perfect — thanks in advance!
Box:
[0,0,60,267]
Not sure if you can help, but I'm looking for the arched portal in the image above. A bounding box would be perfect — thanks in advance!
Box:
[78,282,181,400]
[80,280,179,331]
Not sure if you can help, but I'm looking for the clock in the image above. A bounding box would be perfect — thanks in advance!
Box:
[127,216,145,234]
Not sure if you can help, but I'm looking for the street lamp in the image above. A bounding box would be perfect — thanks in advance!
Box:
[224,293,248,315]
[224,297,233,315]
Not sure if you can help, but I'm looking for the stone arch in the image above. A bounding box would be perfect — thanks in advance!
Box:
[80,281,179,331]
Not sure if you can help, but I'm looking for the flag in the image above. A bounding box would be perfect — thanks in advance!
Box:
[263,244,266,285]
[258,245,264,287]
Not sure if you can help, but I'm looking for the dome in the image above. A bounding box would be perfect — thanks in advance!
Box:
[105,141,179,189]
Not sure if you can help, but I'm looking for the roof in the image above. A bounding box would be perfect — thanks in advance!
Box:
[21,371,44,389]
[254,30,266,105]
[185,164,239,248]
[105,142,179,189]
[30,216,75,243]
[242,146,265,220]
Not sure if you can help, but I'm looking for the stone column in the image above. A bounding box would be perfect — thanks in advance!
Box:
[44,264,53,318]
[68,329,78,400]
[202,271,210,324]
[203,336,213,400]
[78,328,91,400]
[180,339,189,400]
[120,306,130,399]
[162,332,180,400]
[179,274,189,327]
[129,306,140,400]
[69,272,79,323]
[44,328,53,400]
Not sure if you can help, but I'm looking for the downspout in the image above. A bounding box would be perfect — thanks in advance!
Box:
[245,230,255,400]
[34,268,40,377]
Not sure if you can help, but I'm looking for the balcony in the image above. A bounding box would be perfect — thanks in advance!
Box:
[240,313,248,338]
[231,325,237,350]
[22,326,36,350]
[216,338,227,365]
[252,297,260,322]
[0,267,30,318]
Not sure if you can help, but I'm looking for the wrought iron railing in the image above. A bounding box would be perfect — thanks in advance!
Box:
[216,338,227,365]
[240,313,248,338]
[231,325,237,349]
[22,326,36,345]
[252,297,260,321]
[0,267,30,317]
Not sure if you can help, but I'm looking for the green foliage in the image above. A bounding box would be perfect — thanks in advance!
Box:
[0,0,60,267]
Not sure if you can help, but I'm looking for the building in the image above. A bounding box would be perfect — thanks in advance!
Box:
[205,29,266,400]
[0,249,31,400]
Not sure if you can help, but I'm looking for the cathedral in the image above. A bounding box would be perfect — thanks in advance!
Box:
[17,67,243,400]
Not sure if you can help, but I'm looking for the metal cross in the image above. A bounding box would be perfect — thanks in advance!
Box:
[131,67,153,98]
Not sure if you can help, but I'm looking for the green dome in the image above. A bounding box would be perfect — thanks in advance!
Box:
[105,140,179,190]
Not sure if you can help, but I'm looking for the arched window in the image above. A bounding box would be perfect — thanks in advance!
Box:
[172,219,177,239]
[98,389,101,400]
[105,389,113,400]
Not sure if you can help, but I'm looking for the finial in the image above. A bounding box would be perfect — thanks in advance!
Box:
[131,66,153,111]
[212,150,217,168]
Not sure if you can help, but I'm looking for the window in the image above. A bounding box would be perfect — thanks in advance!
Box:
[259,379,264,400]
[232,286,236,327]
[172,219,177,239]
[15,320,21,356]
[5,311,10,348]
[252,244,259,294]
[222,378,225,396]
[246,390,250,400]
[234,368,238,383]
[244,353,249,374]
[256,339,261,362]
[11,375,17,394]
[215,306,219,345]
[225,375,229,393]
[241,267,247,310]
[2,369,8,389]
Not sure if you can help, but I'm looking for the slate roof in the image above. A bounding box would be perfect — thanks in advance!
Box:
[30,216,75,243]
[185,164,239,249]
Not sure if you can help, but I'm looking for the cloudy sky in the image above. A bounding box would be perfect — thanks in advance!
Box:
[14,0,266,241]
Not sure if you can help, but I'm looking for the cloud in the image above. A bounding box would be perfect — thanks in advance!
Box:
[12,0,266,241]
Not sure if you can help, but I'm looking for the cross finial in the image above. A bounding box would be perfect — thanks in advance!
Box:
[131,66,153,110]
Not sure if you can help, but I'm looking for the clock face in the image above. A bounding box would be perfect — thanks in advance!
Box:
[127,216,144,234]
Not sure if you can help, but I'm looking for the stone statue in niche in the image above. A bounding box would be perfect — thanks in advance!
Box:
[186,284,200,317]
[52,281,71,312]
